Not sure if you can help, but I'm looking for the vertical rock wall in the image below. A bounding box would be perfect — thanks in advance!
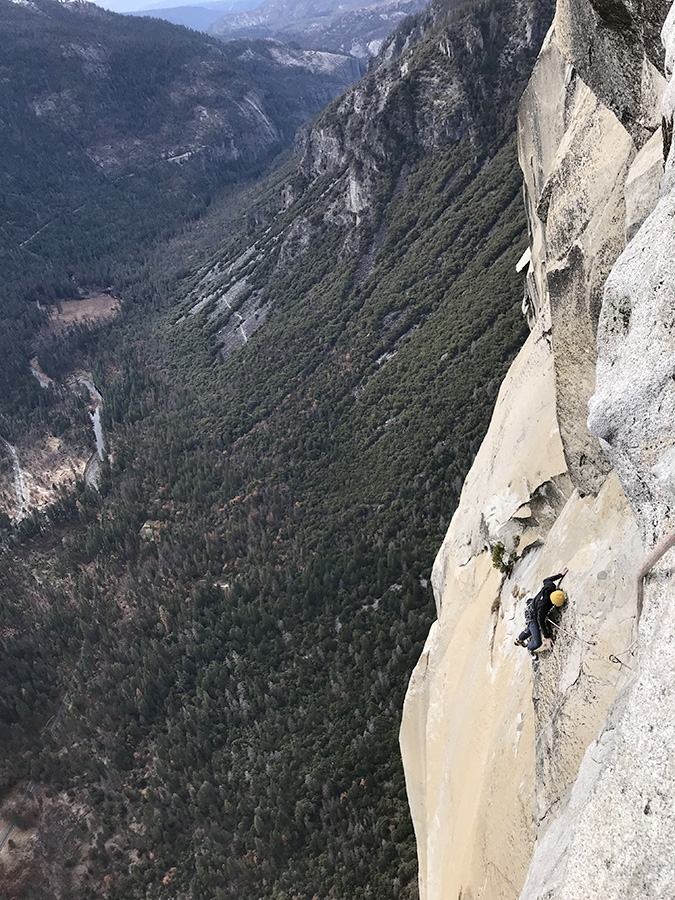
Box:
[401,1,675,898]
[400,323,641,899]
[401,328,564,900]
[519,6,675,898]
[518,10,666,495]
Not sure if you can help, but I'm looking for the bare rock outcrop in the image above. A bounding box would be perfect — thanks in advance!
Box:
[552,0,669,145]
[296,0,553,222]
[401,1,675,899]
[515,12,675,897]
[589,12,675,535]
[519,6,675,894]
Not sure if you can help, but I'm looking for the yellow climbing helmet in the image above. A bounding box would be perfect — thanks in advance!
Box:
[550,590,565,607]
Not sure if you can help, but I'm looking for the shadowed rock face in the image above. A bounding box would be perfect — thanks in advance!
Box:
[590,0,637,29]
[554,0,670,144]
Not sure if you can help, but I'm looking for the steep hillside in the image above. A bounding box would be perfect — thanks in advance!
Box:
[0,0,553,897]
[400,0,675,898]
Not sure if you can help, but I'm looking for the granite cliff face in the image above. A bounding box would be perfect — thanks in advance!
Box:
[401,0,675,897]
[0,1,560,895]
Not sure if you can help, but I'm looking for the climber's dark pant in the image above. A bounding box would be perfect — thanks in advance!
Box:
[518,619,542,652]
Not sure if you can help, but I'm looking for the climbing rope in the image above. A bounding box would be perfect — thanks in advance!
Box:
[546,617,597,647]
[545,616,640,671]
[523,570,643,671]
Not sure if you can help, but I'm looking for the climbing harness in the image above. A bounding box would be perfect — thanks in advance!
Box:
[525,569,642,670]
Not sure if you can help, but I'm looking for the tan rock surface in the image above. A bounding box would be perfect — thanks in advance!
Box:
[519,545,675,900]
[430,326,568,589]
[523,473,642,824]
[516,2,675,897]
[517,26,568,331]
[401,548,537,900]
[401,324,641,900]
[401,326,563,900]
[544,80,633,495]
[401,5,674,898]
[514,12,675,893]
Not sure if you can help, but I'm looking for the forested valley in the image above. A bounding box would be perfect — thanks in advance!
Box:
[0,0,553,896]
[0,0,361,427]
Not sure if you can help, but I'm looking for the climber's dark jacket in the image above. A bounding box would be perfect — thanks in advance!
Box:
[521,573,565,650]
[532,573,564,634]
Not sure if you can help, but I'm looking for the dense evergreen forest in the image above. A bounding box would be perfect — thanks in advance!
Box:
[0,0,553,896]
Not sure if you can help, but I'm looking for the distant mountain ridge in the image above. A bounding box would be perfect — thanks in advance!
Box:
[208,0,429,56]
[0,0,361,182]
[98,0,255,14]
[125,0,256,31]
[128,2,234,29]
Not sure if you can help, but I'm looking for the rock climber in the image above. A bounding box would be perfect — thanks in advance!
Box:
[515,567,568,659]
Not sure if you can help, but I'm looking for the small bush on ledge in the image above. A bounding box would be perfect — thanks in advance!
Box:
[491,541,513,576]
